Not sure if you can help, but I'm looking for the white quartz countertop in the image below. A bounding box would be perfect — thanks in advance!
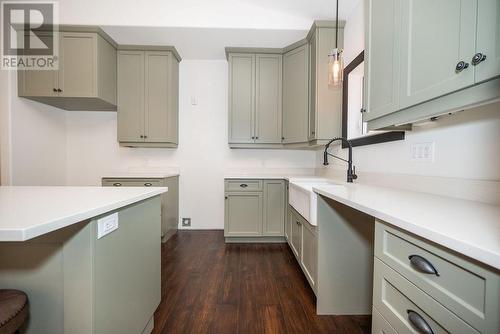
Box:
[313,183,500,270]
[224,175,317,180]
[102,172,179,178]
[0,186,167,242]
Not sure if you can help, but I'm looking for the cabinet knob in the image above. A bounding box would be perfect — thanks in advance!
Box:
[144,182,152,187]
[53,88,57,92]
[251,136,255,139]
[240,184,248,188]
[255,136,259,139]
[140,135,144,138]
[407,310,434,334]
[471,52,487,65]
[455,61,469,72]
[57,88,62,92]
[112,182,122,187]
[360,108,366,113]
[281,137,285,141]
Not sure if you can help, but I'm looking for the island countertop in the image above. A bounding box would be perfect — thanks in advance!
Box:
[0,186,167,242]
[313,183,500,270]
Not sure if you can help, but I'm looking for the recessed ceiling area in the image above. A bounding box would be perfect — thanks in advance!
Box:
[61,0,361,59]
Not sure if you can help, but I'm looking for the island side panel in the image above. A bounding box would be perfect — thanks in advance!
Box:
[93,196,162,334]
[316,195,374,315]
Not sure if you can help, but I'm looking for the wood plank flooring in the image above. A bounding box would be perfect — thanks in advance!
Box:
[153,231,371,334]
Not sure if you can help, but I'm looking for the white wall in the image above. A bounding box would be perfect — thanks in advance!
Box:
[65,60,316,229]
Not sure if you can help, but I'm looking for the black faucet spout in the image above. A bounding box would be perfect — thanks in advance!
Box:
[323,137,358,183]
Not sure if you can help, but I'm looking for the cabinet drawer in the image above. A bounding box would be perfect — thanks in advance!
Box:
[372,307,397,334]
[375,221,500,333]
[374,258,479,334]
[102,178,163,187]
[224,179,263,192]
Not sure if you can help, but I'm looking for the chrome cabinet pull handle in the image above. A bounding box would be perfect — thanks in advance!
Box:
[112,182,122,187]
[407,310,434,334]
[455,61,469,72]
[240,184,248,188]
[144,183,152,187]
[472,52,486,65]
[408,255,439,276]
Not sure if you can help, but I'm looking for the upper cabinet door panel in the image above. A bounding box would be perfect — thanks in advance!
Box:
[308,31,317,140]
[364,0,401,121]
[399,0,477,109]
[283,44,309,143]
[59,32,97,97]
[255,54,282,144]
[475,0,500,83]
[117,51,145,142]
[229,54,255,143]
[145,51,171,143]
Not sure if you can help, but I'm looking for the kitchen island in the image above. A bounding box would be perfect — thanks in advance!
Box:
[0,186,167,334]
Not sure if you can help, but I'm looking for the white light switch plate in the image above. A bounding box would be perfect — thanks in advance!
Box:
[97,212,119,239]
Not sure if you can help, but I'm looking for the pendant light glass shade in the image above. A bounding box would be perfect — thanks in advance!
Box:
[328,48,344,88]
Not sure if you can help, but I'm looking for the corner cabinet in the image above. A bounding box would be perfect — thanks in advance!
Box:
[117,47,180,148]
[228,53,282,145]
[365,0,500,129]
[226,20,344,149]
[18,28,117,111]
[224,179,286,241]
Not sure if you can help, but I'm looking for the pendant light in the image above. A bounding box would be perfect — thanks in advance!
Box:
[328,0,344,88]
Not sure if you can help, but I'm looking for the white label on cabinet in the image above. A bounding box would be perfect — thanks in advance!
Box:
[97,212,119,239]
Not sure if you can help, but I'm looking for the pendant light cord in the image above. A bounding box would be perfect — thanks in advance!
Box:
[335,0,339,48]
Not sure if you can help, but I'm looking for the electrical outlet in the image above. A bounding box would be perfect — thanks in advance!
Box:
[411,142,435,162]
[97,213,119,239]
[182,218,191,227]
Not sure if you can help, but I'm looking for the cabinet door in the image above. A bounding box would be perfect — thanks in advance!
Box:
[308,31,317,140]
[285,205,292,241]
[224,192,263,237]
[117,51,145,142]
[283,45,309,143]
[301,222,317,288]
[17,32,58,97]
[145,51,172,143]
[399,0,477,109]
[263,180,285,236]
[290,212,302,258]
[59,32,97,97]
[255,54,282,143]
[475,0,500,82]
[228,54,255,143]
[364,0,402,121]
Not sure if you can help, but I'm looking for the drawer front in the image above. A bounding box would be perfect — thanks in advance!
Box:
[375,221,500,333]
[373,258,480,334]
[102,178,163,187]
[372,307,397,334]
[224,179,263,192]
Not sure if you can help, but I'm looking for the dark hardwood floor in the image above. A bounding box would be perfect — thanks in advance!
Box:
[153,231,371,334]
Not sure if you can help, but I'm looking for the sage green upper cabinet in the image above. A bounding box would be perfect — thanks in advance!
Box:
[475,0,500,82]
[365,0,500,129]
[228,53,282,145]
[308,23,344,142]
[364,0,402,121]
[398,0,477,109]
[18,27,117,111]
[255,54,283,144]
[283,43,309,144]
[117,47,181,148]
[228,53,255,144]
[117,51,145,142]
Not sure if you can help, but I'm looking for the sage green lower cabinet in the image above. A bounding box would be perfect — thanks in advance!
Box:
[371,307,397,334]
[288,205,318,293]
[0,197,161,334]
[224,179,285,242]
[374,220,500,333]
[102,176,179,242]
[225,192,263,237]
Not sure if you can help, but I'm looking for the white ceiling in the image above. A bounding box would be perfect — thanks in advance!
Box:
[59,0,362,59]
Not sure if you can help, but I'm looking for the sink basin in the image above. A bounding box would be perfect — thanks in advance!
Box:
[288,178,342,226]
